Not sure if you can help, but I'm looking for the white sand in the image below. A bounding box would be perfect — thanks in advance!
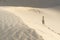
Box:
[0,6,60,40]
[0,11,44,40]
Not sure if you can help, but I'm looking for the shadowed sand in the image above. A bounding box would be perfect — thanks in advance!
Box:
[0,11,44,40]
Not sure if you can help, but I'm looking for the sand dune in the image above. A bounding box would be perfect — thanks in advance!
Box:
[1,7,60,40]
[0,11,44,40]
[0,0,60,40]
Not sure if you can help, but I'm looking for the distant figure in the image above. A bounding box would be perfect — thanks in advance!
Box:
[42,16,45,24]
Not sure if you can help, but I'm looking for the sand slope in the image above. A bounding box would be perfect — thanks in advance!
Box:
[0,12,44,40]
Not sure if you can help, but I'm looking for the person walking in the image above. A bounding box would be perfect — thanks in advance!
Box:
[42,16,45,24]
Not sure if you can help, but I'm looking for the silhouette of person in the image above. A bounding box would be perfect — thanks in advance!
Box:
[42,16,45,24]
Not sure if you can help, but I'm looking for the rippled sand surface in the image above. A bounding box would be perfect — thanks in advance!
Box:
[0,12,44,40]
